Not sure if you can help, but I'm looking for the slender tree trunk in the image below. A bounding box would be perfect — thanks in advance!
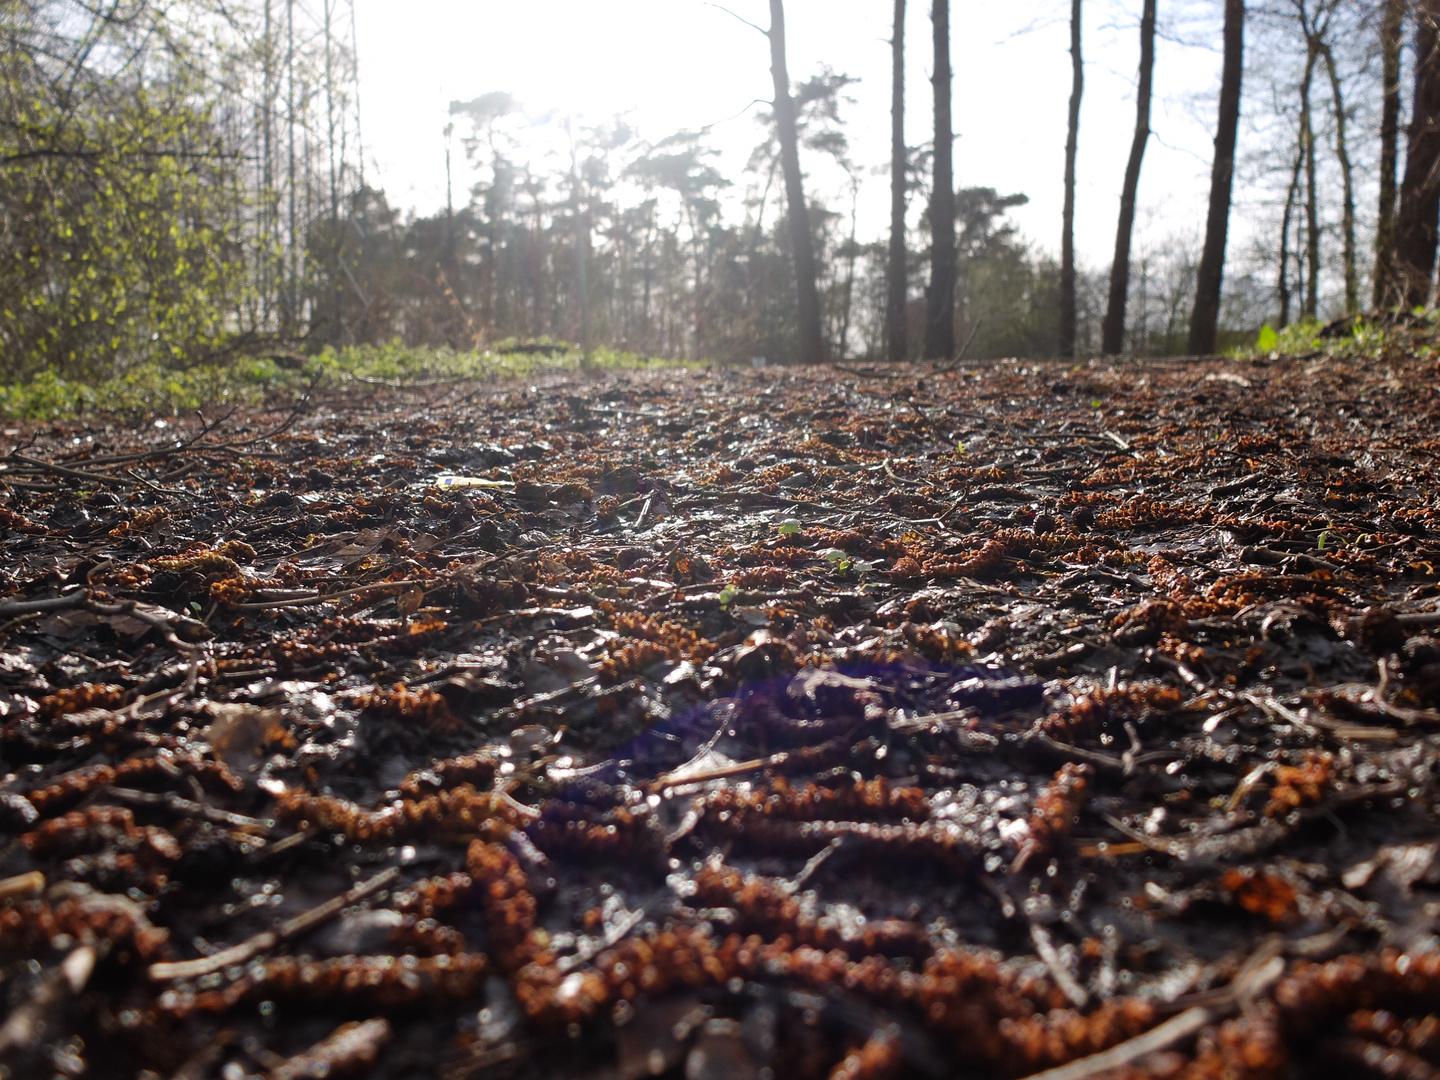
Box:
[885,0,908,363]
[924,0,956,359]
[322,0,338,226]
[568,126,591,360]
[1374,0,1404,307]
[284,0,298,337]
[1301,38,1319,319]
[1319,43,1356,314]
[1277,138,1303,327]
[1101,0,1155,355]
[689,205,705,359]
[1188,0,1245,355]
[839,177,859,358]
[1395,0,1440,309]
[349,0,363,195]
[261,0,274,329]
[642,227,653,351]
[1059,0,1083,357]
[768,0,825,364]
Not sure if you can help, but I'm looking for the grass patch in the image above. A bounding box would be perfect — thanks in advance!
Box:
[0,342,693,421]
[1234,308,1440,362]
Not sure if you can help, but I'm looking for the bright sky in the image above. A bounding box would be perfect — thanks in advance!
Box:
[354,0,1234,266]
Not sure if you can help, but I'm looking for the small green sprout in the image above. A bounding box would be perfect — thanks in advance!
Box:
[718,584,738,607]
[1317,531,1328,550]
[1091,398,1103,409]
[777,518,802,537]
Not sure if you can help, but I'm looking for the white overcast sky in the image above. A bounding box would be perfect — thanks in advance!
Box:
[354,0,1234,266]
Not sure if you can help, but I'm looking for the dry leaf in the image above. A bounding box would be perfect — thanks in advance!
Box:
[396,587,424,618]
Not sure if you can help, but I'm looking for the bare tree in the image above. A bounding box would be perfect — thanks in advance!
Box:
[1277,136,1303,327]
[1319,39,1356,314]
[1189,0,1245,355]
[1059,0,1083,357]
[1372,0,1403,309]
[1283,0,1350,317]
[1394,0,1440,309]
[566,119,591,359]
[767,0,825,363]
[1296,8,1320,319]
[1101,0,1155,355]
[924,0,956,359]
[886,0,908,363]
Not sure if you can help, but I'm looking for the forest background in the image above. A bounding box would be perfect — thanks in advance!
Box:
[0,0,1434,403]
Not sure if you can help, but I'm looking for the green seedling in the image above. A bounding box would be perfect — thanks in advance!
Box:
[777,519,802,537]
[1091,398,1103,409]
[718,584,737,608]
[1256,324,1278,352]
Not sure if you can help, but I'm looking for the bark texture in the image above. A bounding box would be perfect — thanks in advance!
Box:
[1320,43,1356,314]
[1188,0,1244,356]
[1373,0,1404,308]
[1059,0,1083,358]
[1277,139,1303,328]
[1394,0,1440,310]
[768,0,825,364]
[923,0,956,360]
[1302,39,1319,319]
[1100,0,1155,356]
[886,0,908,363]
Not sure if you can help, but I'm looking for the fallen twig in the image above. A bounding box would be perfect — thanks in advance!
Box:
[148,866,399,981]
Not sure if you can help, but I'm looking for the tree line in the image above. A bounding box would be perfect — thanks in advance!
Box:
[3,0,1439,378]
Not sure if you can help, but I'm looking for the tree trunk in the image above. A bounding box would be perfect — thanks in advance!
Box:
[284,0,298,337]
[1188,0,1244,355]
[1320,42,1356,314]
[1395,0,1440,310]
[261,0,274,329]
[568,130,591,360]
[1373,0,1404,308]
[1302,39,1319,319]
[923,0,956,359]
[1101,0,1155,355]
[839,177,859,359]
[1277,138,1303,327]
[885,0,908,363]
[768,0,825,364]
[1059,0,1083,357]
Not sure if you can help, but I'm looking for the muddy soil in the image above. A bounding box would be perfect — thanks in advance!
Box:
[1,354,1439,1080]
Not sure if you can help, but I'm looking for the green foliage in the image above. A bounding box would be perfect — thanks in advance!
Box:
[0,343,689,420]
[1232,316,1415,362]
[0,60,248,381]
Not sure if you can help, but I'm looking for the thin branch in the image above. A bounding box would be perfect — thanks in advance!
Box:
[704,1,768,36]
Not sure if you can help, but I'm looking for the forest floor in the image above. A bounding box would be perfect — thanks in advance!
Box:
[1,349,1439,1080]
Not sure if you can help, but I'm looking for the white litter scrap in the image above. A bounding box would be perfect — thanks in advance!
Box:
[431,474,515,489]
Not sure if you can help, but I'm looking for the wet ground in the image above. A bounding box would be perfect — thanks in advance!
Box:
[1,353,1440,1079]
